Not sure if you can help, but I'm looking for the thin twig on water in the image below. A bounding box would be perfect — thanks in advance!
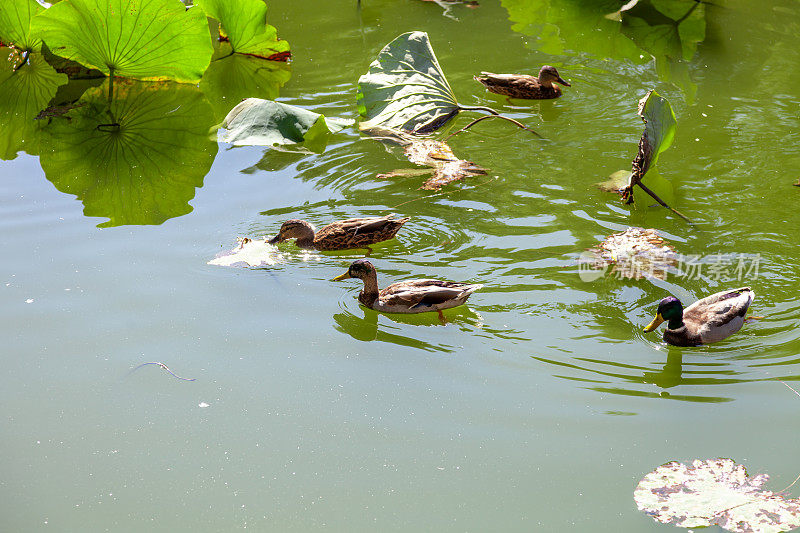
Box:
[129,362,196,381]
[446,114,542,140]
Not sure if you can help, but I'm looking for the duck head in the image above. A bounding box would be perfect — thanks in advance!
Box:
[332,259,377,281]
[538,65,571,87]
[643,296,684,332]
[268,219,315,246]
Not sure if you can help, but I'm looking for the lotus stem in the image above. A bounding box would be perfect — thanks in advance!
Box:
[457,105,500,115]
[635,181,694,223]
[446,114,542,139]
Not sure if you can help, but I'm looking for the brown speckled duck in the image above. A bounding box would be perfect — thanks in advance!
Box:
[475,65,571,100]
[267,215,409,251]
[333,259,482,315]
[643,287,755,346]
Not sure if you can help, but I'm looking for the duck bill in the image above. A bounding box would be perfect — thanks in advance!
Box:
[555,76,571,87]
[332,272,351,281]
[267,234,281,245]
[643,313,665,332]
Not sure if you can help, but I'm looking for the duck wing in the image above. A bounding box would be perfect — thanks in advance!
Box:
[315,215,409,249]
[379,279,482,310]
[682,287,754,329]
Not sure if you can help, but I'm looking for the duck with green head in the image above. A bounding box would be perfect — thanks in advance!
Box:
[643,287,755,346]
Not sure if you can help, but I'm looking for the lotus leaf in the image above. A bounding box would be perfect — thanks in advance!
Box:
[0,0,45,52]
[357,31,460,133]
[194,0,290,60]
[621,90,676,203]
[220,98,353,148]
[39,80,217,227]
[635,458,800,533]
[30,0,214,82]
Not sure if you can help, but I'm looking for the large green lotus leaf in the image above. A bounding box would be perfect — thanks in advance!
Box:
[220,98,353,148]
[194,0,290,59]
[502,0,646,63]
[39,80,218,227]
[0,0,45,52]
[30,0,213,82]
[0,47,68,159]
[638,89,676,169]
[199,43,291,122]
[620,90,676,203]
[356,31,460,133]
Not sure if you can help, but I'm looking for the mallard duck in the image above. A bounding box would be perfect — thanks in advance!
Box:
[474,65,571,100]
[643,287,755,346]
[267,215,409,251]
[332,259,482,315]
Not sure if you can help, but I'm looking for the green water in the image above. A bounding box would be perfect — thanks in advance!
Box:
[2,0,800,531]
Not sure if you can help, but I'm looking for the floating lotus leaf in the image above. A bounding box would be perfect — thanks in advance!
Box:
[199,43,291,121]
[220,98,353,148]
[0,47,68,159]
[194,0,290,60]
[39,79,218,227]
[0,0,45,52]
[635,458,800,533]
[357,31,461,134]
[580,227,677,280]
[30,0,213,82]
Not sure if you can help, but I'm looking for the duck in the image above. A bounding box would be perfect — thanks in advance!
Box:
[474,65,571,100]
[643,287,755,346]
[267,215,409,251]
[332,259,482,316]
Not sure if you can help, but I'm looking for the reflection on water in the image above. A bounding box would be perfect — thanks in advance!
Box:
[500,0,706,98]
[39,80,218,227]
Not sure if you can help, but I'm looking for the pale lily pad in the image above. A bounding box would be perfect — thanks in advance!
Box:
[635,458,800,533]
[31,0,213,82]
[0,0,46,52]
[194,0,290,60]
[220,98,354,147]
[208,238,284,267]
[581,227,677,280]
[357,31,460,134]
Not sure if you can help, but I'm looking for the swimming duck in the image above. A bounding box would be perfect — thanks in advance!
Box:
[474,65,571,100]
[643,287,755,346]
[267,215,409,251]
[332,259,482,315]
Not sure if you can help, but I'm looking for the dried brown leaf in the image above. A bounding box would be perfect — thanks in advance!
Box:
[581,227,677,280]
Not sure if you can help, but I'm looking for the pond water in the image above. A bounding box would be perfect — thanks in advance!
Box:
[2,0,800,531]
